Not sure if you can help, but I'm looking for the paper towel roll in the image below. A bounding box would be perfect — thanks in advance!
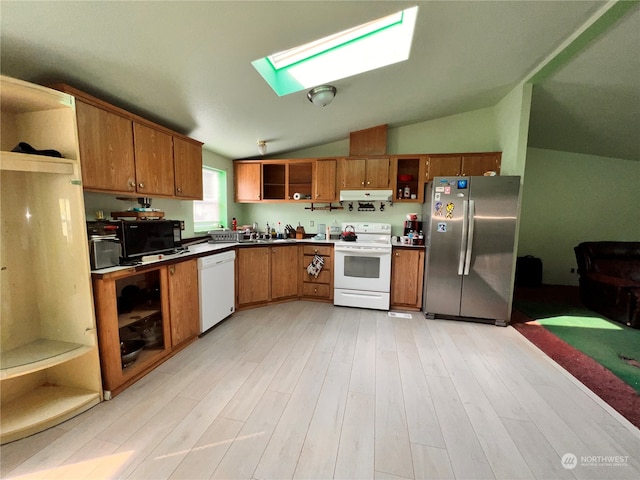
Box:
[293,192,301,200]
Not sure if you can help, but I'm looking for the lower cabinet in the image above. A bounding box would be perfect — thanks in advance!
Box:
[390,247,425,310]
[92,260,199,398]
[168,260,200,347]
[236,247,270,306]
[236,245,299,308]
[271,246,300,300]
[300,245,333,301]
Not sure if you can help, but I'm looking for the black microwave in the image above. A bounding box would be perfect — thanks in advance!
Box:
[120,220,182,260]
[87,219,182,263]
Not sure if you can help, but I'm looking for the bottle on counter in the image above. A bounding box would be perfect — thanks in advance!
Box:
[417,230,424,246]
[232,217,237,231]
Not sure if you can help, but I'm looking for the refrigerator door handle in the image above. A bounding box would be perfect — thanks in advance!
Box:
[463,199,475,275]
[458,200,469,275]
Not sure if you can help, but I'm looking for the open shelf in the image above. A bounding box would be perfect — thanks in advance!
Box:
[118,304,162,329]
[0,151,75,174]
[0,339,92,380]
[0,385,100,444]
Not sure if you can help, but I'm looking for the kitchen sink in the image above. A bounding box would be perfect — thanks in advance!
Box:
[238,238,296,244]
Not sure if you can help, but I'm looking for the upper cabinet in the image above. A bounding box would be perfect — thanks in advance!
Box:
[234,158,337,203]
[391,155,427,202]
[52,84,203,200]
[235,161,262,202]
[133,122,175,197]
[173,137,204,199]
[75,100,136,191]
[349,124,387,156]
[425,152,501,181]
[314,158,337,202]
[340,156,391,189]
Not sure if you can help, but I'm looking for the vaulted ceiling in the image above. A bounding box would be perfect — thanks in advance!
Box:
[1,1,638,161]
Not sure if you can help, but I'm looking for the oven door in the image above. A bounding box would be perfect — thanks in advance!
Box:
[334,245,391,292]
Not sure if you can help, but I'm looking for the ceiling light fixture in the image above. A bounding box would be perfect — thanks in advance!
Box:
[307,85,337,107]
[257,140,267,156]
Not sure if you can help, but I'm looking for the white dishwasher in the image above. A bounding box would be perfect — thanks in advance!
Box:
[197,250,236,333]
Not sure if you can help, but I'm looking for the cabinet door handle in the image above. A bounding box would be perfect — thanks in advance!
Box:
[129,180,136,188]
[395,252,400,256]
[169,265,175,275]
[257,194,261,199]
[367,181,370,185]
[361,181,365,185]
[138,182,145,189]
[176,187,182,193]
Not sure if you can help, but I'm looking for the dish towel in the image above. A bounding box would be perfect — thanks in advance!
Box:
[307,254,324,278]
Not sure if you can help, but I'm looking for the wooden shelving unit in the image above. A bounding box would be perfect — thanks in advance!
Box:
[0,75,103,444]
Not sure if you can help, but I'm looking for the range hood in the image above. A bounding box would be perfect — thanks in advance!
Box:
[339,189,393,201]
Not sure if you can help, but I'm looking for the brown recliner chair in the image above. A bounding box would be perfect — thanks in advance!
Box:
[574,242,640,329]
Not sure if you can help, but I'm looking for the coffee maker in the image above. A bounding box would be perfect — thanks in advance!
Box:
[403,220,422,236]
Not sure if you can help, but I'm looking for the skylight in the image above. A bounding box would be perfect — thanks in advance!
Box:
[252,6,418,96]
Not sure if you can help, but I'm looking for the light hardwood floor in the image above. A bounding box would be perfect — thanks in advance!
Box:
[2,301,639,480]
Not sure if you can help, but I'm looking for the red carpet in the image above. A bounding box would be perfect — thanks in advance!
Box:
[512,287,640,429]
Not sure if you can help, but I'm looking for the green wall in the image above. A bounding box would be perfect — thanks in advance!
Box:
[241,106,502,236]
[495,83,533,176]
[518,147,640,285]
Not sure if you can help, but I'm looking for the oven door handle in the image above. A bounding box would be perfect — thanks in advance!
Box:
[334,247,391,255]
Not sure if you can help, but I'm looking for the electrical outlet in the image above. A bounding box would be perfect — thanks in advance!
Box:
[310,220,314,227]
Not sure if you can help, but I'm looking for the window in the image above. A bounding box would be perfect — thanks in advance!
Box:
[252,6,418,96]
[193,167,227,232]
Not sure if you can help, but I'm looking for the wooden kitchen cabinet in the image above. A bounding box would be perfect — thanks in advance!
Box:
[234,161,262,202]
[133,122,175,197]
[390,247,425,310]
[173,136,203,199]
[461,153,501,176]
[75,100,136,192]
[236,244,300,308]
[300,244,334,301]
[340,157,391,189]
[425,152,501,180]
[271,246,300,300]
[52,84,203,199]
[1,76,103,444]
[168,260,200,347]
[262,160,314,201]
[314,158,337,202]
[392,155,427,202]
[235,159,317,203]
[236,247,270,306]
[287,160,314,201]
[92,260,198,398]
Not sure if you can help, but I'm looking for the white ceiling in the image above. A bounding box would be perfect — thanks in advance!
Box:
[1,1,638,161]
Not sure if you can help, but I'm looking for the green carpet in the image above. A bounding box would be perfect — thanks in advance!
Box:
[515,301,640,395]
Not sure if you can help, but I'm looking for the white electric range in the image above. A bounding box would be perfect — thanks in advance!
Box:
[333,222,392,310]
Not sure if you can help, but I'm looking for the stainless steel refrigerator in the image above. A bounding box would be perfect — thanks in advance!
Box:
[422,176,521,325]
